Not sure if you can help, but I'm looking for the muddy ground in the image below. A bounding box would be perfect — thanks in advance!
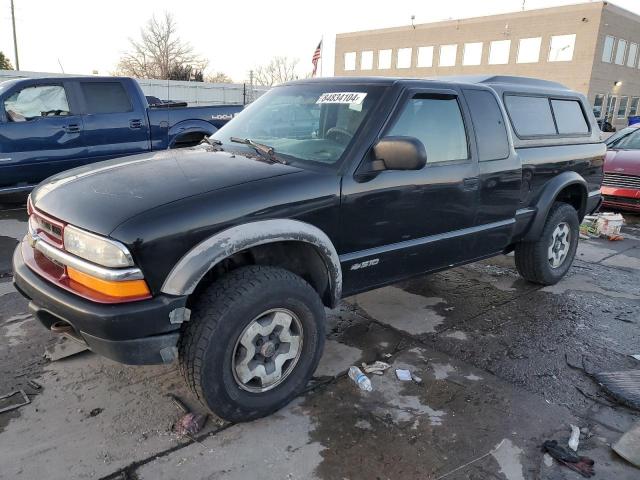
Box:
[1,204,639,480]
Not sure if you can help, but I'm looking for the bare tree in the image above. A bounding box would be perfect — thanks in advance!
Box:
[116,12,207,80]
[253,56,299,86]
[208,72,234,83]
[0,51,13,70]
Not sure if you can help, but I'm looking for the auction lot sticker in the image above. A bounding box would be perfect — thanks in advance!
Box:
[316,92,367,105]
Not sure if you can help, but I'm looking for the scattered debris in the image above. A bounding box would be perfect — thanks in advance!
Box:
[168,394,208,437]
[26,379,42,391]
[348,366,372,392]
[596,213,624,238]
[613,422,640,469]
[174,412,208,437]
[395,369,413,381]
[361,361,391,375]
[580,212,625,240]
[568,424,580,451]
[542,440,595,478]
[593,370,640,411]
[44,336,90,361]
[89,407,104,417]
[0,390,30,414]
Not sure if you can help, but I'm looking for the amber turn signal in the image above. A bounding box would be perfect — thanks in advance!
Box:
[67,267,151,299]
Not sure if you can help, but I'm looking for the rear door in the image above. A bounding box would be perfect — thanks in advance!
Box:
[340,87,480,295]
[78,80,151,161]
[0,80,86,191]
[462,88,521,255]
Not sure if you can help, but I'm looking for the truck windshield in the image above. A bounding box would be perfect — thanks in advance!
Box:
[212,84,385,166]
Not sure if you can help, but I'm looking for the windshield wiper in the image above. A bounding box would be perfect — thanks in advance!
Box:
[229,137,287,165]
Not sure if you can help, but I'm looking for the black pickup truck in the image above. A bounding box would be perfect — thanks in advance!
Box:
[13,76,604,421]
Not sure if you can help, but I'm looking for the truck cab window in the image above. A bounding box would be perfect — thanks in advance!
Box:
[388,96,468,163]
[81,82,132,114]
[4,85,70,122]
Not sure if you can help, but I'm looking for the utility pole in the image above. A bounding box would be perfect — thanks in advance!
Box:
[11,0,20,70]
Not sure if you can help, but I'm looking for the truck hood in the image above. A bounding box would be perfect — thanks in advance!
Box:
[604,149,640,176]
[31,147,302,236]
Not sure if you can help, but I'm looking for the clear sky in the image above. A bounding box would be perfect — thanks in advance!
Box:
[1,0,639,82]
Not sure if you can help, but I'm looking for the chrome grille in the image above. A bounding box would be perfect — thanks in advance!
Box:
[602,173,640,190]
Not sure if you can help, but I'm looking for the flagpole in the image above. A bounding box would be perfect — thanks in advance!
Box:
[320,35,323,77]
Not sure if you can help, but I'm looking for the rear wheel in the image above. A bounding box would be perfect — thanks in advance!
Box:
[179,265,325,422]
[515,202,579,285]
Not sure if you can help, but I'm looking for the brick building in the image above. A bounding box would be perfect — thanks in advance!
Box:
[334,1,640,128]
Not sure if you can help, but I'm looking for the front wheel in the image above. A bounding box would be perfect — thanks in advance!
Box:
[515,202,579,285]
[179,266,326,422]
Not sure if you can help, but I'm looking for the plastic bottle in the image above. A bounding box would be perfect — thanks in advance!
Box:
[348,366,372,392]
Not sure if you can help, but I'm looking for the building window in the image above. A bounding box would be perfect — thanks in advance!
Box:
[378,49,392,69]
[602,35,615,63]
[361,51,373,70]
[489,40,511,65]
[344,52,356,71]
[630,97,640,116]
[617,96,629,118]
[627,43,638,68]
[397,48,412,69]
[517,37,542,63]
[417,46,434,67]
[605,96,617,118]
[462,42,483,66]
[548,34,576,62]
[615,39,627,65]
[439,44,457,67]
[593,94,605,119]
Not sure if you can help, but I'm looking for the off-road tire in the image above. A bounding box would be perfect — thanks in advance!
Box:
[515,202,579,285]
[179,265,325,422]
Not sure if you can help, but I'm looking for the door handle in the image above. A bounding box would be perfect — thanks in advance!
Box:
[129,119,143,129]
[462,177,479,190]
[62,124,81,133]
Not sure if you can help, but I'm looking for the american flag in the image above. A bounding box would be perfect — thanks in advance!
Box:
[312,40,322,77]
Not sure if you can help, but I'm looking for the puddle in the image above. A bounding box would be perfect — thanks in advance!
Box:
[491,439,525,480]
[432,363,456,380]
[444,330,468,341]
[542,274,640,300]
[354,287,446,335]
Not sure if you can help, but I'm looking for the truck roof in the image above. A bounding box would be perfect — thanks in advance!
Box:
[285,75,573,95]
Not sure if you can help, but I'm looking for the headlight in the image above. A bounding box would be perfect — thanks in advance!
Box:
[63,225,133,268]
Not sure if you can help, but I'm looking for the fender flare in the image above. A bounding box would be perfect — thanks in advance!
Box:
[161,219,342,307]
[168,120,217,147]
[524,171,587,241]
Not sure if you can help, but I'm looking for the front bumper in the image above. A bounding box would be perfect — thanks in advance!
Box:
[602,186,640,212]
[13,243,188,365]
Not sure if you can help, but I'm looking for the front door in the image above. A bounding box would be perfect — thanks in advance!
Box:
[0,81,86,191]
[78,80,150,161]
[340,88,480,295]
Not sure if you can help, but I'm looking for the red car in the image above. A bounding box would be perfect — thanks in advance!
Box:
[603,124,640,212]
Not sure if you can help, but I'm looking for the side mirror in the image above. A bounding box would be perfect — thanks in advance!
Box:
[372,136,427,171]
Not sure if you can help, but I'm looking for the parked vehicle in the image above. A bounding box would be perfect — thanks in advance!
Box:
[0,76,242,194]
[13,76,604,422]
[603,124,640,212]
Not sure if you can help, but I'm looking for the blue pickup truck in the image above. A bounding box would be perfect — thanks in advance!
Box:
[0,76,243,195]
